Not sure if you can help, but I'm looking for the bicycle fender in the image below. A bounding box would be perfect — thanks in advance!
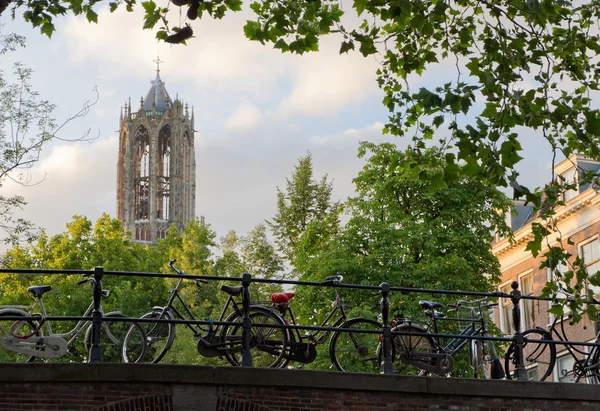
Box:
[0,308,31,318]
[225,305,288,328]
[104,311,124,317]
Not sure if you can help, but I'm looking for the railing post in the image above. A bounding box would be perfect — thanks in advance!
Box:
[379,282,394,374]
[241,272,253,367]
[89,266,104,363]
[510,280,527,381]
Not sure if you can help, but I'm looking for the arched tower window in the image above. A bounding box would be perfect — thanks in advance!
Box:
[134,127,150,226]
[183,133,189,221]
[157,126,171,220]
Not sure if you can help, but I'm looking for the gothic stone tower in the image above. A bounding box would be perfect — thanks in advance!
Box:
[116,68,196,243]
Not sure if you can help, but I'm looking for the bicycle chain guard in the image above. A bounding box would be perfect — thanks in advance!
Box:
[0,335,68,359]
[197,334,223,358]
[282,342,317,364]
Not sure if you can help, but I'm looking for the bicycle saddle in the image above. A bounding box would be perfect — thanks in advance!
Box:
[27,285,52,298]
[418,300,443,310]
[221,285,243,296]
[271,292,295,303]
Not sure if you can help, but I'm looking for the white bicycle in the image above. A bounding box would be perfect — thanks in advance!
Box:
[0,274,146,363]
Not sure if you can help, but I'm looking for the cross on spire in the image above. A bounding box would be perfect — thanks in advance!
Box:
[154,53,163,73]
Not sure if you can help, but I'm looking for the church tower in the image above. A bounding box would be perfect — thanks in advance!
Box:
[116,62,196,243]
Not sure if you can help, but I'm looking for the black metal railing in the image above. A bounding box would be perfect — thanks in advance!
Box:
[0,266,598,380]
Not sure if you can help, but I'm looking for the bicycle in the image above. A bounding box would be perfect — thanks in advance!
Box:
[0,274,147,363]
[504,288,600,382]
[255,274,386,373]
[391,297,505,378]
[129,260,289,368]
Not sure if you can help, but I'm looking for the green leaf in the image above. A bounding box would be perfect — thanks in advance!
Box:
[548,304,564,316]
[40,22,55,37]
[585,110,600,136]
[141,1,156,13]
[339,40,354,54]
[86,9,98,23]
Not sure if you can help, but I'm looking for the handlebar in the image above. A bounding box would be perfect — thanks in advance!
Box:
[322,275,343,286]
[557,287,600,305]
[168,259,209,284]
[77,273,94,285]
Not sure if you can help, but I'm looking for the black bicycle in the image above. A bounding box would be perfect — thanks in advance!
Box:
[256,275,385,373]
[504,288,600,382]
[392,297,505,378]
[126,260,288,367]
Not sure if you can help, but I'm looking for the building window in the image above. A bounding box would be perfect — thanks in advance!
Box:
[526,367,539,381]
[508,365,539,381]
[500,282,515,335]
[580,237,600,297]
[547,261,571,324]
[561,167,578,202]
[134,127,150,221]
[157,126,170,221]
[520,273,535,330]
[584,339,600,384]
[555,352,576,383]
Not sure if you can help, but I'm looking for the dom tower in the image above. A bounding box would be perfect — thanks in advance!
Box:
[116,64,196,243]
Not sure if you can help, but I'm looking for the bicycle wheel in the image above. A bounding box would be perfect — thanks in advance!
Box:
[471,339,490,379]
[131,309,176,364]
[221,307,288,368]
[84,313,146,363]
[0,313,39,363]
[393,324,436,376]
[582,340,600,383]
[329,318,387,373]
[504,328,556,381]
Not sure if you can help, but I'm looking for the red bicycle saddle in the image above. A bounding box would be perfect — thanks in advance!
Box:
[271,292,295,303]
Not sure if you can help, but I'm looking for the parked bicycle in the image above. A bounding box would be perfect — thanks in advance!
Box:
[391,297,505,378]
[0,274,147,363]
[504,288,600,382]
[129,260,289,368]
[255,275,385,373]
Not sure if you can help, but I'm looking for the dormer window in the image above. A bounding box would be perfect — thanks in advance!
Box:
[560,167,578,202]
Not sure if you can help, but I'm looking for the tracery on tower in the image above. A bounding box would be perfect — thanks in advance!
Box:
[116,66,196,244]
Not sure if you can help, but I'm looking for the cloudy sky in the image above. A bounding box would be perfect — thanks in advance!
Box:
[0,5,553,251]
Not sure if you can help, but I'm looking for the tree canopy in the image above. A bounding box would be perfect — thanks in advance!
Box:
[0,25,98,245]
[6,1,600,277]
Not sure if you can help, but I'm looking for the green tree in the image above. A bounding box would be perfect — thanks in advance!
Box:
[294,144,512,329]
[291,144,512,373]
[0,24,97,246]
[10,0,600,313]
[0,214,170,359]
[214,225,283,301]
[268,152,339,268]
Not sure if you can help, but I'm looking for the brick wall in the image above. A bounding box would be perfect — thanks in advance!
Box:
[0,381,172,411]
[216,386,600,411]
[0,365,599,411]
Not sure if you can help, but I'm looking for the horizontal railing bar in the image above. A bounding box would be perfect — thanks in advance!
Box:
[0,268,558,302]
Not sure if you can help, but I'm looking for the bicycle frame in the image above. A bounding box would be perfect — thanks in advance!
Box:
[157,275,243,339]
[395,297,498,376]
[543,310,600,382]
[0,290,120,359]
[279,292,349,345]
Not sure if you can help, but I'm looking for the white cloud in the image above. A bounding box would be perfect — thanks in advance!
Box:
[58,6,382,119]
[278,40,380,117]
[310,121,386,145]
[224,102,263,132]
[3,137,118,240]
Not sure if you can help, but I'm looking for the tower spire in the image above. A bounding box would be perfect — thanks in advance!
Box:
[153,52,163,73]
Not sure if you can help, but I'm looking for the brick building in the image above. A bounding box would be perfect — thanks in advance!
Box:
[116,64,196,243]
[491,154,600,382]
